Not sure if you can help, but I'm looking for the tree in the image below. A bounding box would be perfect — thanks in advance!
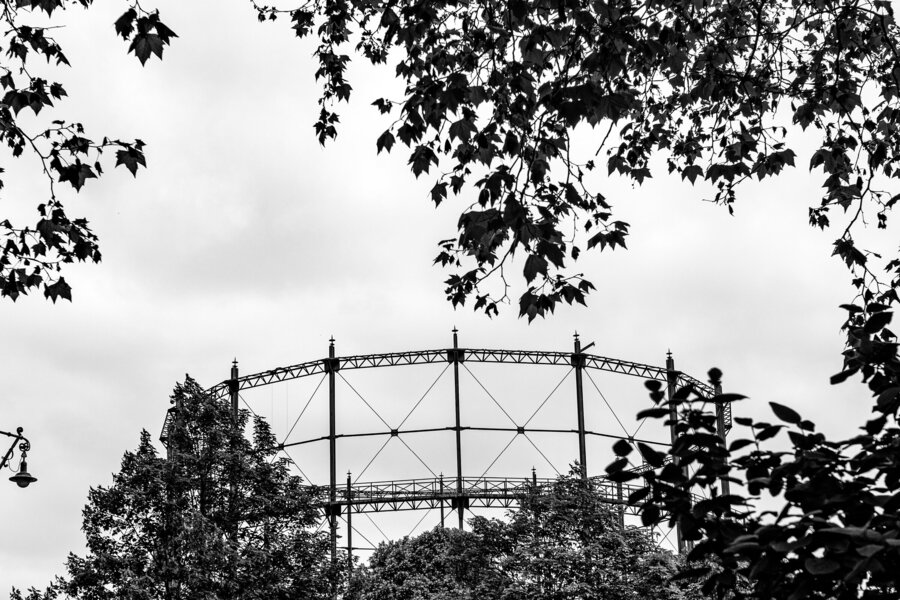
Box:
[606,360,900,599]
[349,470,702,600]
[0,1,174,302]
[10,376,338,600]
[251,0,900,322]
[346,526,505,600]
[473,470,702,600]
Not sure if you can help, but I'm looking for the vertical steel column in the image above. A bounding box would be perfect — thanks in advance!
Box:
[439,473,445,528]
[229,359,239,421]
[452,328,464,530]
[346,472,353,576]
[714,382,731,497]
[665,351,684,554]
[328,338,337,565]
[616,481,625,528]
[228,359,240,545]
[573,333,587,479]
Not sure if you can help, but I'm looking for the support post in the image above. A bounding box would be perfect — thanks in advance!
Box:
[328,338,337,565]
[573,333,587,479]
[229,359,239,421]
[439,473,445,528]
[665,351,685,554]
[714,382,731,497]
[228,359,240,545]
[617,480,625,528]
[452,328,464,530]
[346,472,353,576]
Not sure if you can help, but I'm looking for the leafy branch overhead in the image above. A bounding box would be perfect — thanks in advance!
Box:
[254,0,900,320]
[0,0,175,303]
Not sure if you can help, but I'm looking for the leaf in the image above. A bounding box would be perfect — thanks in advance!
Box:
[769,402,801,425]
[627,486,651,504]
[129,33,164,65]
[830,368,858,385]
[863,311,892,334]
[605,457,629,474]
[114,8,137,39]
[612,438,632,457]
[715,393,747,404]
[59,162,97,191]
[755,425,782,441]
[523,254,547,283]
[408,145,437,177]
[44,277,72,303]
[804,557,840,575]
[637,442,665,467]
[376,130,395,154]
[115,147,147,177]
[728,438,754,451]
[681,164,702,184]
[635,407,669,419]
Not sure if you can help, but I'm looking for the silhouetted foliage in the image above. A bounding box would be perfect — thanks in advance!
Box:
[0,1,173,302]
[349,470,702,600]
[607,341,900,599]
[10,377,337,600]
[253,0,900,322]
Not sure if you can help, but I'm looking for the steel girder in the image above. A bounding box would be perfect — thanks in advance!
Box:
[172,346,724,448]
[206,347,715,399]
[314,476,649,516]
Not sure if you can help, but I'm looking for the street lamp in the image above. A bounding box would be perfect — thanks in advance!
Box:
[1,427,36,488]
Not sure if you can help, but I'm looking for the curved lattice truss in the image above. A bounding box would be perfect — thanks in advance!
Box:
[161,331,733,563]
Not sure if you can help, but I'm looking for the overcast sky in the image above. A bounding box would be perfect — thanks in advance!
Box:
[0,0,890,592]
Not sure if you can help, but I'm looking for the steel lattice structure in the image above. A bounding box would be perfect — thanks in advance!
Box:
[161,331,732,563]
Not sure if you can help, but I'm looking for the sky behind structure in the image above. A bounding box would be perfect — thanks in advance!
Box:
[0,0,885,592]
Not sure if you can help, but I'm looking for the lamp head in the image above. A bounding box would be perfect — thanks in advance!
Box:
[10,459,36,488]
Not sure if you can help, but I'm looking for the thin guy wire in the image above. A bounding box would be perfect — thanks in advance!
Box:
[280,447,313,484]
[338,372,392,430]
[315,518,328,534]
[631,416,649,438]
[461,363,519,428]
[281,373,327,446]
[523,433,561,476]
[345,518,378,551]
[239,392,260,419]
[397,363,451,429]
[656,523,675,549]
[363,512,390,542]
[407,507,434,537]
[584,370,632,440]
[354,436,393,484]
[476,433,519,481]
[396,436,438,477]
[523,368,573,427]
[241,391,288,465]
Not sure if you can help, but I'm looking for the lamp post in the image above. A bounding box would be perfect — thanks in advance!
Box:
[1,427,36,488]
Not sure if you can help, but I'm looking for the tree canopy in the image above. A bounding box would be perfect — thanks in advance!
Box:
[11,376,337,600]
[607,363,900,599]
[251,0,900,321]
[0,1,174,302]
[349,470,702,600]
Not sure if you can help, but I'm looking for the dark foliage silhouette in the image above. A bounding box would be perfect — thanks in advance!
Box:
[10,377,338,600]
[0,1,173,302]
[252,0,900,322]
